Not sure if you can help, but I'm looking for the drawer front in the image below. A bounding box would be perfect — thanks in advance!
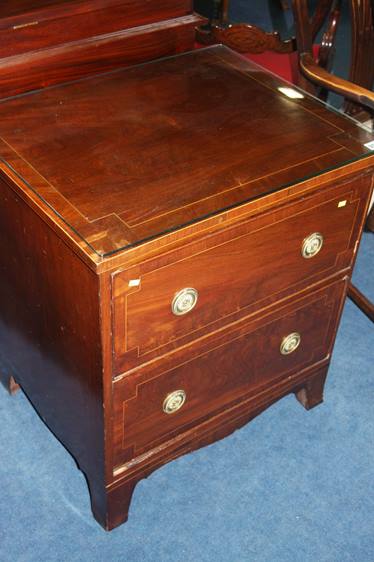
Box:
[112,280,346,469]
[112,173,371,373]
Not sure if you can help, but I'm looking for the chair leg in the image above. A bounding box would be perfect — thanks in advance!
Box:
[347,283,374,323]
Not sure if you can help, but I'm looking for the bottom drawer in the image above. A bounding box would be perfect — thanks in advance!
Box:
[112,280,346,469]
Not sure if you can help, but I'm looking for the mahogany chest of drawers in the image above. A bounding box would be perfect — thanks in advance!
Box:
[0,45,373,530]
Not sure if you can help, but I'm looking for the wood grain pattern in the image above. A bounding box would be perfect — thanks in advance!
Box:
[299,53,374,110]
[0,14,203,99]
[112,173,371,373]
[105,360,331,529]
[0,33,373,531]
[0,0,69,19]
[112,279,346,468]
[213,24,295,54]
[0,1,192,26]
[0,174,106,495]
[0,0,193,58]
[318,0,341,73]
[0,46,372,259]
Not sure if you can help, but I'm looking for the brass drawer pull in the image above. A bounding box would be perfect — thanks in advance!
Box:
[172,288,198,316]
[301,232,324,259]
[163,390,186,414]
[280,332,301,355]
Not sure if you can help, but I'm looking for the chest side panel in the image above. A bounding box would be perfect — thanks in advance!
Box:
[0,174,105,481]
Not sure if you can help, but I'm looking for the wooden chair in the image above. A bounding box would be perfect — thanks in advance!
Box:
[196,0,374,322]
[292,0,374,321]
[196,1,343,91]
[293,0,374,117]
[197,1,373,116]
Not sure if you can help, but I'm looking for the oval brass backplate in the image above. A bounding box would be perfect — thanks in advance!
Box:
[301,232,324,259]
[280,332,301,355]
[163,390,186,414]
[172,288,198,316]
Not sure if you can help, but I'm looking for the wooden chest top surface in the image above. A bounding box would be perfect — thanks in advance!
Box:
[0,45,372,257]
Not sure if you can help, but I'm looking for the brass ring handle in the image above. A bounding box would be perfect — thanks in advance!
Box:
[301,232,324,259]
[172,288,198,316]
[163,390,186,414]
[280,332,301,355]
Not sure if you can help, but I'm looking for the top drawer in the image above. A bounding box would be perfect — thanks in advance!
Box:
[112,173,371,373]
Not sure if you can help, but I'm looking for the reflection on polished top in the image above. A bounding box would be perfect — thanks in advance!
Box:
[0,45,373,257]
